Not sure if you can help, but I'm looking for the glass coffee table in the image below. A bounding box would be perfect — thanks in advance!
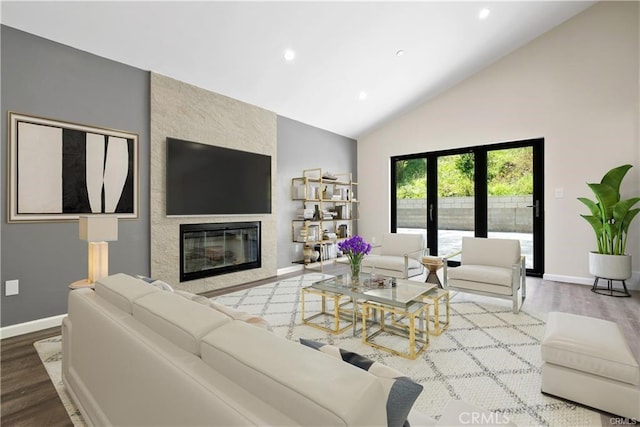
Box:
[301,273,436,359]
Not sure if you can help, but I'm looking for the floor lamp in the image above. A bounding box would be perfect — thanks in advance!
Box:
[71,215,118,289]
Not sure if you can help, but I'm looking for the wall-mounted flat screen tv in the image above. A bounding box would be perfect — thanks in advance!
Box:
[166,137,272,215]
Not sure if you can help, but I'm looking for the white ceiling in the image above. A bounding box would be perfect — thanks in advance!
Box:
[1,1,595,139]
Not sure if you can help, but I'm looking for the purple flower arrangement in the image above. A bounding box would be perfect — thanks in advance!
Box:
[338,235,371,278]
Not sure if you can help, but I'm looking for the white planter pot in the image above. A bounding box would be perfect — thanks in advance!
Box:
[588,252,632,280]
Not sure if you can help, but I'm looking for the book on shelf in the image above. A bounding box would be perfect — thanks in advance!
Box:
[293,184,306,199]
[308,225,320,242]
[296,208,314,219]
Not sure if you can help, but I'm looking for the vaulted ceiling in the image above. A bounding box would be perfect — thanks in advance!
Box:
[1,1,595,138]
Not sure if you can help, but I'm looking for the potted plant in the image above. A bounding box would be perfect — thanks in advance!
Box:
[578,164,640,281]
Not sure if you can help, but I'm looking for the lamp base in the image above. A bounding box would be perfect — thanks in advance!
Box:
[88,241,109,283]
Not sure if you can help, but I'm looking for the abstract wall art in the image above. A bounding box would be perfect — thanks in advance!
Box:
[7,112,138,222]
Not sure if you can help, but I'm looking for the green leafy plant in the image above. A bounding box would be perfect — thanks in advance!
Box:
[578,164,640,255]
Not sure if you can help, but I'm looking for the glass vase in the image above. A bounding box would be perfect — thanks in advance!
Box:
[350,260,361,282]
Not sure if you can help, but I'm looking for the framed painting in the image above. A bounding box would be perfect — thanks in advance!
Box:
[7,112,139,222]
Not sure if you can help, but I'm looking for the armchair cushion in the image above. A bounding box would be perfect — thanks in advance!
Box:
[461,236,520,268]
[362,255,421,271]
[447,265,513,287]
[379,232,424,257]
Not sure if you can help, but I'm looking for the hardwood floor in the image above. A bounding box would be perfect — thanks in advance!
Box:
[1,327,73,426]
[1,268,638,426]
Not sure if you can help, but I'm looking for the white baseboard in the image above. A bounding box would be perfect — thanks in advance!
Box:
[0,314,67,340]
[543,271,639,291]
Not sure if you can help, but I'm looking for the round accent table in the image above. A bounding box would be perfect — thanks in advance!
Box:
[69,279,95,290]
[421,256,444,288]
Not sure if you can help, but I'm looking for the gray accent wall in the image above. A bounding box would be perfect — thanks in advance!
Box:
[277,116,357,269]
[1,26,150,327]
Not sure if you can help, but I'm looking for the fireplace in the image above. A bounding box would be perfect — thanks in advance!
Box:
[179,222,261,282]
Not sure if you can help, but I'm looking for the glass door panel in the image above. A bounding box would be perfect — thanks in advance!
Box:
[391,138,543,276]
[487,147,534,269]
[394,158,428,247]
[437,153,474,260]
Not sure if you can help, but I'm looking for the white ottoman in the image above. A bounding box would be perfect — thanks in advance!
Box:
[541,312,640,420]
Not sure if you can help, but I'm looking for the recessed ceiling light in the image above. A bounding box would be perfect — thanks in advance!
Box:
[283,49,295,61]
[479,8,491,20]
[359,91,368,100]
[396,50,405,57]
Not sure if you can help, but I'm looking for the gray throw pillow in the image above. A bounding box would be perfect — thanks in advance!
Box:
[300,338,422,427]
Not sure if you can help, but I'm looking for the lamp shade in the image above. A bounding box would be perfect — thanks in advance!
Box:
[79,215,118,242]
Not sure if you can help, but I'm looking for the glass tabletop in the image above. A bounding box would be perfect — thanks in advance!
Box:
[311,273,436,309]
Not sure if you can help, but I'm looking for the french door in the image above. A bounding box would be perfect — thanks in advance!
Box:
[391,138,544,276]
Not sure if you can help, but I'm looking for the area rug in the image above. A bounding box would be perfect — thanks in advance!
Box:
[35,273,601,426]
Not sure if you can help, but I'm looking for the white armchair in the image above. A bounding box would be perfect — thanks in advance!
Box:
[361,233,428,279]
[443,237,526,313]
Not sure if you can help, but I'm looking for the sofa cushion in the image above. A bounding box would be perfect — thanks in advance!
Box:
[175,290,272,331]
[362,254,421,272]
[447,265,513,287]
[300,338,423,427]
[542,312,640,385]
[95,273,160,314]
[201,321,387,426]
[133,291,231,356]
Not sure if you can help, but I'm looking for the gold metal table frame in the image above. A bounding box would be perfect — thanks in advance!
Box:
[362,300,430,360]
[301,274,437,359]
[301,287,355,334]
[424,288,450,335]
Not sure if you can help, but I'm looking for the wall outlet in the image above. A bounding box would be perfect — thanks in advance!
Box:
[555,188,564,199]
[5,280,19,296]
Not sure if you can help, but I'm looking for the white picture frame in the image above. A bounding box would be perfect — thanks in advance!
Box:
[7,112,139,222]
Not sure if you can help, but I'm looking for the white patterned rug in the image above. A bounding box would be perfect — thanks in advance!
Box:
[33,335,86,427]
[35,273,601,426]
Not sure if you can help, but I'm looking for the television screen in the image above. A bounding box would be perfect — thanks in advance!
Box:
[166,138,271,215]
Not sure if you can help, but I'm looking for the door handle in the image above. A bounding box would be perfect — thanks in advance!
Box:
[429,203,433,222]
[526,200,540,218]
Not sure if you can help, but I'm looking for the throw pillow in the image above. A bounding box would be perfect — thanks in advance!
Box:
[300,338,422,427]
[136,275,175,292]
[174,290,272,331]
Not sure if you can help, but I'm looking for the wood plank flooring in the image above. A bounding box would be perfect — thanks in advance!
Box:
[1,327,73,426]
[1,268,638,426]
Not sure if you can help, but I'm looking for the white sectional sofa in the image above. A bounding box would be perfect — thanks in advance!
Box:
[62,273,435,426]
